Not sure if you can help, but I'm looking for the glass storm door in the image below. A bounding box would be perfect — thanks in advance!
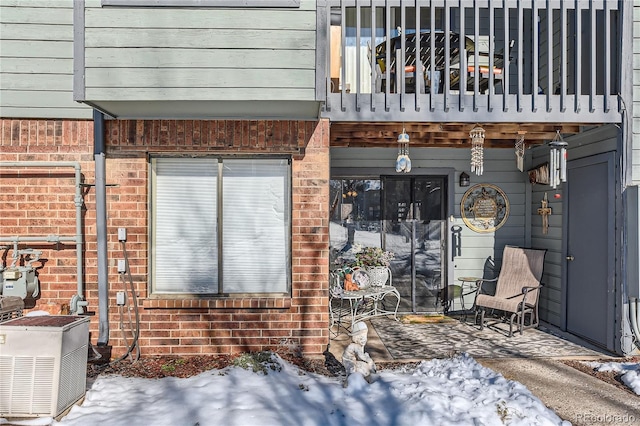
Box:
[382,176,447,313]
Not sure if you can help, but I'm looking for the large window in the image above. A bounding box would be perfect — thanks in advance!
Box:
[151,157,291,296]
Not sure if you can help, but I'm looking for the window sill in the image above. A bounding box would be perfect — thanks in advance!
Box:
[142,297,292,310]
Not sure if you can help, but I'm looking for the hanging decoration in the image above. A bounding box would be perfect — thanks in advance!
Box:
[548,130,568,189]
[469,125,485,176]
[537,193,553,234]
[395,129,412,173]
[342,181,358,198]
[515,130,526,172]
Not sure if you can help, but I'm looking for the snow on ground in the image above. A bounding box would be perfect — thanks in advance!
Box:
[585,360,640,395]
[2,353,570,426]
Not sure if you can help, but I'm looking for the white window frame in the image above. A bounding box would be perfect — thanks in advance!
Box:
[149,156,292,297]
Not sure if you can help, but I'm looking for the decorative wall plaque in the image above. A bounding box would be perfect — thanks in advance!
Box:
[461,184,510,233]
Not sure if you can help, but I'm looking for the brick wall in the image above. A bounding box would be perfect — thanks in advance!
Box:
[0,120,95,316]
[0,118,330,358]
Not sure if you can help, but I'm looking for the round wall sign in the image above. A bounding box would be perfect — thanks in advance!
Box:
[460,184,510,233]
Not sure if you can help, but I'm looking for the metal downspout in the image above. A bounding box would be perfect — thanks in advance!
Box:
[94,110,109,346]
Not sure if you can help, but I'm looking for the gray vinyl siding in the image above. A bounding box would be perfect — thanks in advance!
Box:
[81,0,317,104]
[529,124,619,328]
[633,4,640,184]
[0,0,92,119]
[330,146,527,285]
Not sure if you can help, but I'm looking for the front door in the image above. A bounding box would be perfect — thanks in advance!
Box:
[565,152,615,351]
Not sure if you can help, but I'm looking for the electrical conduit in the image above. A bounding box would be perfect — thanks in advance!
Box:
[630,297,640,349]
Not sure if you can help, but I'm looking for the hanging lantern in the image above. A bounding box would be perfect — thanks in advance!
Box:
[459,172,470,187]
[395,129,411,173]
[469,125,485,176]
[548,131,568,189]
[515,131,526,172]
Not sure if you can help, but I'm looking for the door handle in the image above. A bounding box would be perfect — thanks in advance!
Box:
[566,256,575,261]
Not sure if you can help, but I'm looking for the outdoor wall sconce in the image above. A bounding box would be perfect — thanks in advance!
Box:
[469,124,485,176]
[459,172,470,187]
[395,129,411,173]
[549,130,568,189]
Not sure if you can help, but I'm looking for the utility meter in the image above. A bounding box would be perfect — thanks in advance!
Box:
[0,249,41,299]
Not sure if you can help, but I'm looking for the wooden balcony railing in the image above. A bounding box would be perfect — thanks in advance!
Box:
[318,0,625,124]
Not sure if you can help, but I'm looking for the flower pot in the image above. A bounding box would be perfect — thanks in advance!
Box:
[367,266,389,287]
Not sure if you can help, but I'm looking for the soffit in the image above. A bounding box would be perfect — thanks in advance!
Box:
[330,122,585,148]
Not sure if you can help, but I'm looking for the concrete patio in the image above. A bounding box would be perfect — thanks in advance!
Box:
[328,316,610,363]
[328,316,640,425]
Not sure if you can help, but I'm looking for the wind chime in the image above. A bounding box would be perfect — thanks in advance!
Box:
[395,128,412,173]
[515,131,526,172]
[549,131,568,189]
[469,124,485,176]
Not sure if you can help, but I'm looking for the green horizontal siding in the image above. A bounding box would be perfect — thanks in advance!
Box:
[85,28,315,50]
[2,74,73,90]
[82,0,318,105]
[85,8,315,30]
[0,5,73,23]
[85,88,316,101]
[1,40,72,58]
[0,0,70,7]
[0,0,91,118]
[1,58,73,74]
[0,90,90,118]
[0,106,90,119]
[0,23,73,40]
[85,48,314,69]
[85,69,315,89]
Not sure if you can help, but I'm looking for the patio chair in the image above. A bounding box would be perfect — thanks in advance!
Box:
[474,246,546,337]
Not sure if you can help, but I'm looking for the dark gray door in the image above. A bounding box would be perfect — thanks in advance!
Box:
[565,152,615,351]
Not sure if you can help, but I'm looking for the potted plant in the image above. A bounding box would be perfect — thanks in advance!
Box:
[353,245,395,286]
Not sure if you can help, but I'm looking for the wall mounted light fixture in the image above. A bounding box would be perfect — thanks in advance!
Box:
[459,172,470,187]
[469,125,485,175]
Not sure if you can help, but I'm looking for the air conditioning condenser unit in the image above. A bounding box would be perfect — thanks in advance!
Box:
[0,315,90,418]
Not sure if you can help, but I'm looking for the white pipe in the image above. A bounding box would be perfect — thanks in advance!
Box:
[630,297,640,347]
[0,161,86,313]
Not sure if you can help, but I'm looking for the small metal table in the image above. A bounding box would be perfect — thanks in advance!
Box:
[457,277,481,319]
[329,285,400,336]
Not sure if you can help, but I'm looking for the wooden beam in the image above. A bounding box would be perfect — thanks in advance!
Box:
[330,122,586,148]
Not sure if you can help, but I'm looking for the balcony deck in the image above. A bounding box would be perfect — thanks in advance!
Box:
[318,0,625,133]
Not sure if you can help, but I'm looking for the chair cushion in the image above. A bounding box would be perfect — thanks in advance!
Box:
[475,293,523,313]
